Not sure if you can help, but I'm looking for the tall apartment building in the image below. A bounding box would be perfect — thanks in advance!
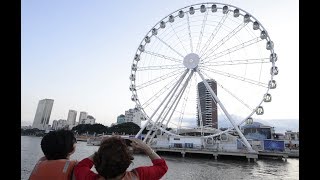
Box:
[197,79,218,128]
[32,99,54,130]
[67,110,77,126]
[78,111,88,124]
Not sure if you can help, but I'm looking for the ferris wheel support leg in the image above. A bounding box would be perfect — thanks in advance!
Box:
[164,71,193,128]
[135,69,190,139]
[196,68,254,152]
[149,71,194,143]
[197,88,204,136]
[144,70,190,143]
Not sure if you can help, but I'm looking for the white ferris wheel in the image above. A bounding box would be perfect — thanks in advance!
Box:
[130,2,278,152]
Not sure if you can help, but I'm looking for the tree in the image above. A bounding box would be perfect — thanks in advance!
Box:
[72,124,108,135]
[107,122,141,135]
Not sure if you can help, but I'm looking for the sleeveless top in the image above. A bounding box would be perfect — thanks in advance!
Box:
[29,159,77,180]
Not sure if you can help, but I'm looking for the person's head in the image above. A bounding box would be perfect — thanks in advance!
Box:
[41,129,77,160]
[93,136,134,179]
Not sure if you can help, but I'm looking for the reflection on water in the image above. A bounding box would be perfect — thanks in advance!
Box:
[21,136,299,180]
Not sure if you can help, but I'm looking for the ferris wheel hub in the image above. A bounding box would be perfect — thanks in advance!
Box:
[183,53,200,69]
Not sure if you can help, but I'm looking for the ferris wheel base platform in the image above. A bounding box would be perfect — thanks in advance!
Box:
[152,147,289,162]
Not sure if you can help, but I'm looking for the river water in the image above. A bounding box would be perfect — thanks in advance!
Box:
[21,136,299,180]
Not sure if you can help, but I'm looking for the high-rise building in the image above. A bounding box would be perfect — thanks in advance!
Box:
[197,79,218,128]
[78,111,88,124]
[32,99,54,130]
[67,110,77,126]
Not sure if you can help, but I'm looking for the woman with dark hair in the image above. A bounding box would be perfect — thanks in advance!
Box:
[74,136,168,180]
[29,129,78,180]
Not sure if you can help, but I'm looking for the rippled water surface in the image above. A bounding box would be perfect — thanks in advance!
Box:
[21,136,299,180]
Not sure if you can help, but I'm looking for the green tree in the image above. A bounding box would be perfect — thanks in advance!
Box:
[72,124,108,135]
[107,122,141,135]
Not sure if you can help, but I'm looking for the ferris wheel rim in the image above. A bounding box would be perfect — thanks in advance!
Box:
[130,2,278,137]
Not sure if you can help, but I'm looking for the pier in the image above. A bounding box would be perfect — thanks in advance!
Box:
[153,147,288,162]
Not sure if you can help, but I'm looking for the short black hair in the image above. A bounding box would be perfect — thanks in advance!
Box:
[41,129,76,160]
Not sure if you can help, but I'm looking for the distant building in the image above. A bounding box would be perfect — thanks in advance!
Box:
[83,115,95,124]
[125,109,135,123]
[117,114,126,124]
[52,120,58,130]
[241,121,275,140]
[32,99,54,130]
[284,130,299,141]
[197,79,218,129]
[67,110,77,125]
[52,119,68,130]
[125,108,145,127]
[79,111,88,124]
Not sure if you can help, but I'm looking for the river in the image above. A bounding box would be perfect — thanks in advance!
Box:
[21,136,299,180]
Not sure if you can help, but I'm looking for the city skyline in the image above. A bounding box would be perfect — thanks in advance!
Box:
[21,0,299,130]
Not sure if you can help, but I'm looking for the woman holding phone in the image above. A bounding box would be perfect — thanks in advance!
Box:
[74,136,168,180]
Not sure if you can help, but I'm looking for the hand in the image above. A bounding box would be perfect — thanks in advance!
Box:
[130,138,152,153]
[130,138,161,160]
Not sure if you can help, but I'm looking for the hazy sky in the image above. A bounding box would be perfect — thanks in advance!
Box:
[21,0,299,128]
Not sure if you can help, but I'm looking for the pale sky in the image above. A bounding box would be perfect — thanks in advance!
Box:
[21,0,299,129]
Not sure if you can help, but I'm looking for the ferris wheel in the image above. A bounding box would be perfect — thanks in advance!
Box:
[130,2,278,152]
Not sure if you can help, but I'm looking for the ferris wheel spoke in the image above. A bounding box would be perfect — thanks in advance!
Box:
[137,64,185,71]
[200,70,252,111]
[136,69,185,90]
[141,70,187,107]
[196,68,254,152]
[136,69,190,139]
[202,37,263,64]
[176,73,193,132]
[200,57,270,67]
[163,71,193,124]
[217,81,253,111]
[169,24,189,55]
[144,50,182,63]
[200,66,268,87]
[164,71,194,128]
[154,36,184,58]
[167,79,192,132]
[200,22,248,60]
[198,12,229,57]
[195,10,209,53]
[144,70,191,140]
[186,12,193,53]
[149,71,194,142]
